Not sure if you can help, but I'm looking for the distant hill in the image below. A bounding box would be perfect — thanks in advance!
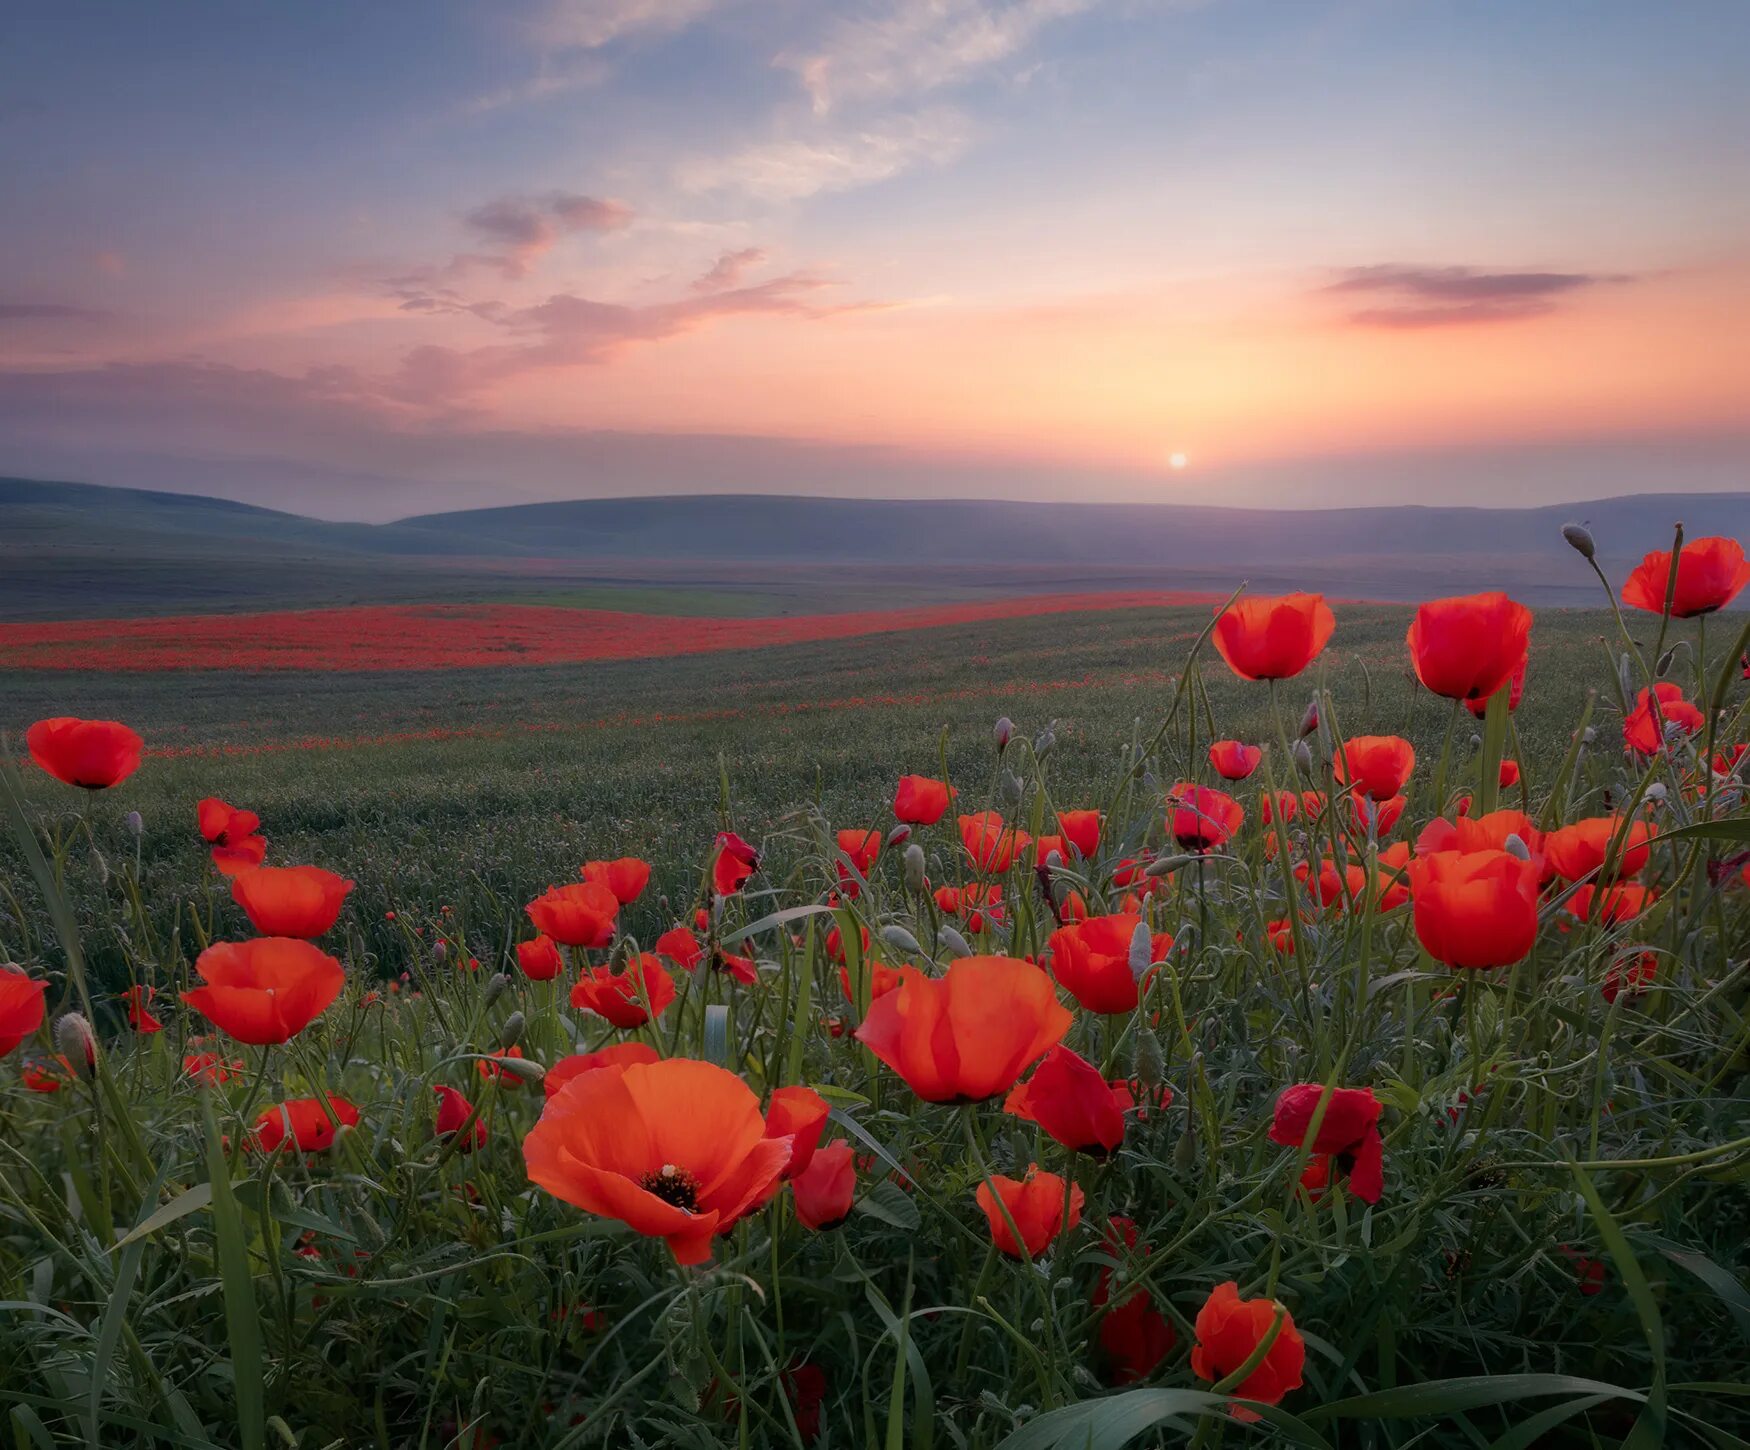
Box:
[4,475,1746,618]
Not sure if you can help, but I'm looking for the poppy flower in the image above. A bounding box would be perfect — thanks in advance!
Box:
[1057,809,1102,859]
[526,881,619,948]
[1269,1083,1384,1203]
[1296,858,1367,911]
[434,1085,487,1151]
[1351,794,1406,837]
[542,1041,662,1099]
[569,953,675,1028]
[1602,952,1657,1004]
[959,811,1031,872]
[1335,735,1416,800]
[1544,817,1655,882]
[1499,759,1521,788]
[231,865,354,939]
[24,717,144,790]
[123,984,163,1033]
[253,1095,359,1154]
[1568,882,1655,926]
[1004,1045,1126,1158]
[1556,1244,1608,1296]
[1210,594,1336,682]
[182,938,345,1044]
[854,955,1070,1104]
[975,1167,1084,1258]
[1375,842,1413,911]
[935,882,1005,932]
[1048,913,1170,1015]
[1032,833,1070,869]
[1407,593,1533,703]
[1621,537,1750,617]
[836,828,881,877]
[0,972,48,1057]
[516,935,565,981]
[1093,1217,1177,1385]
[1623,682,1705,756]
[1190,1282,1306,1410]
[1166,783,1243,852]
[712,832,759,896]
[1465,654,1527,719]
[22,1056,74,1092]
[1408,849,1541,969]
[211,835,268,876]
[523,1057,793,1265]
[893,774,955,825]
[478,1046,527,1085]
[1208,741,1262,781]
[183,1051,243,1085]
[1264,919,1295,953]
[197,797,260,846]
[581,857,651,905]
[791,1140,856,1231]
[766,1085,831,1179]
[838,960,903,1006]
[1416,808,1544,862]
[824,921,870,964]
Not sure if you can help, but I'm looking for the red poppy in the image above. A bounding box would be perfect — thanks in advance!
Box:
[1208,740,1262,781]
[1557,1244,1608,1296]
[1375,842,1413,911]
[1602,952,1657,1004]
[1407,593,1532,702]
[1335,735,1415,800]
[1296,858,1367,911]
[478,1046,527,1085]
[1621,536,1750,617]
[183,1051,244,1085]
[959,811,1031,872]
[231,865,354,939]
[1623,682,1705,756]
[1004,1045,1126,1158]
[712,832,759,896]
[516,935,565,981]
[523,1058,793,1265]
[1269,1084,1384,1203]
[1568,882,1654,926]
[839,960,903,1005]
[1210,594,1336,682]
[791,1140,856,1230]
[1408,849,1541,969]
[1057,809,1102,859]
[1350,794,1406,837]
[1465,653,1527,719]
[434,1084,487,1151]
[211,835,269,876]
[22,1055,74,1092]
[934,882,1005,932]
[1166,783,1243,852]
[581,857,651,905]
[0,972,48,1057]
[766,1085,831,1179]
[836,828,881,876]
[1544,817,1655,882]
[854,956,1071,1103]
[526,881,619,948]
[824,920,870,964]
[253,1096,360,1154]
[1499,759,1521,788]
[893,774,955,825]
[25,717,144,790]
[1048,913,1170,1015]
[976,1167,1084,1258]
[1190,1282,1306,1409]
[569,953,676,1028]
[1093,1217,1177,1385]
[123,984,163,1033]
[1264,919,1295,953]
[197,797,260,845]
[182,938,345,1044]
[1416,808,1544,863]
[542,1042,662,1099]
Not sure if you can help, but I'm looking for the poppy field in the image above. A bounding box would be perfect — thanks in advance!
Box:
[2,531,1750,1448]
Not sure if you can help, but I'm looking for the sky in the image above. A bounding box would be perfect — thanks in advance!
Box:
[1,0,1745,522]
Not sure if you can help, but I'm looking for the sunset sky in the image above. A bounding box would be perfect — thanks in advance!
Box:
[2,0,1745,521]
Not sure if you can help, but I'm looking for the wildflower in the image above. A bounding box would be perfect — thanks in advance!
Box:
[1621,536,1750,617]
[765,1085,831,1178]
[1623,682,1705,756]
[24,717,144,789]
[1057,809,1102,858]
[478,1046,527,1085]
[1210,594,1336,681]
[1093,1218,1176,1385]
[526,882,619,948]
[791,1140,856,1230]
[1544,817,1656,882]
[1335,735,1416,800]
[569,954,675,1028]
[893,774,955,825]
[1190,1282,1306,1410]
[1407,593,1532,703]
[1208,740,1262,780]
[854,956,1070,1103]
[183,938,345,1044]
[183,1052,243,1085]
[543,1042,662,1099]
[516,935,565,981]
[0,971,48,1057]
[710,831,760,897]
[581,857,652,905]
[123,984,163,1033]
[1048,914,1170,1014]
[210,834,268,876]
[959,811,1031,872]
[231,865,355,938]
[1465,654,1527,719]
[1602,952,1657,1004]
[1268,1084,1384,1203]
[23,1056,75,1092]
[1568,882,1655,926]
[253,1096,360,1154]
[197,797,260,846]
[434,1085,487,1151]
[1408,849,1541,969]
[1004,1045,1127,1158]
[523,1058,792,1265]
[1499,758,1521,788]
[1165,783,1243,852]
[976,1166,1084,1258]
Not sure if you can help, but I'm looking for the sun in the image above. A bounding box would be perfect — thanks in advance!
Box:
[1168,452,1190,471]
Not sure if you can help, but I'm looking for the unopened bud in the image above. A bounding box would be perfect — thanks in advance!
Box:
[885,824,911,848]
[1127,920,1153,981]
[903,843,926,893]
[492,1054,545,1084]
[880,924,922,954]
[1581,726,1596,746]
[1502,834,1530,861]
[1298,700,1320,739]
[1619,654,1635,700]
[1146,853,1194,878]
[54,1013,97,1077]
[433,940,448,961]
[1645,781,1667,802]
[124,811,143,837]
[938,925,973,959]
[1034,729,1055,759]
[500,1010,525,1048]
[1133,1028,1165,1088]
[993,717,1014,752]
[1561,523,1596,560]
[1469,735,1483,754]
[484,972,511,1007]
[1655,646,1677,678]
[1000,770,1023,806]
[1173,1114,1196,1174]
[1292,740,1314,774]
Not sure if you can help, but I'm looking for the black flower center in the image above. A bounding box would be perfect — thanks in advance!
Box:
[639,1163,702,1212]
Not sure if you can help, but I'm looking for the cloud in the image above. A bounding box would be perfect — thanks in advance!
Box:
[0,301,114,324]
[1325,265,1627,328]
[455,191,635,279]
[530,0,720,50]
[691,247,768,293]
[778,0,1097,114]
[678,107,974,201]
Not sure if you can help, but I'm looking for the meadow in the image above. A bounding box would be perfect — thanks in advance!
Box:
[2,570,1749,1448]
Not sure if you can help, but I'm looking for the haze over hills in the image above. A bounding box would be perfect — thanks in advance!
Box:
[4,475,1746,619]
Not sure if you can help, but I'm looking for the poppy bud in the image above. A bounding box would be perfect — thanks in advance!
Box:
[124,810,143,837]
[1581,726,1596,745]
[1127,920,1153,982]
[1000,770,1023,805]
[1502,833,1531,861]
[491,1053,545,1084]
[1292,740,1313,774]
[1645,781,1667,802]
[1133,1027,1165,1089]
[54,1012,97,1077]
[433,940,448,961]
[994,717,1015,752]
[885,824,911,848]
[1655,645,1677,678]
[1468,735,1482,753]
[1146,853,1193,878]
[1619,654,1635,700]
[939,925,973,959]
[1173,1111,1197,1173]
[1298,699,1319,738]
[500,1010,525,1048]
[484,972,511,1007]
[1562,523,1596,559]
[903,844,926,893]
[881,924,922,954]
[1034,729,1055,759]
